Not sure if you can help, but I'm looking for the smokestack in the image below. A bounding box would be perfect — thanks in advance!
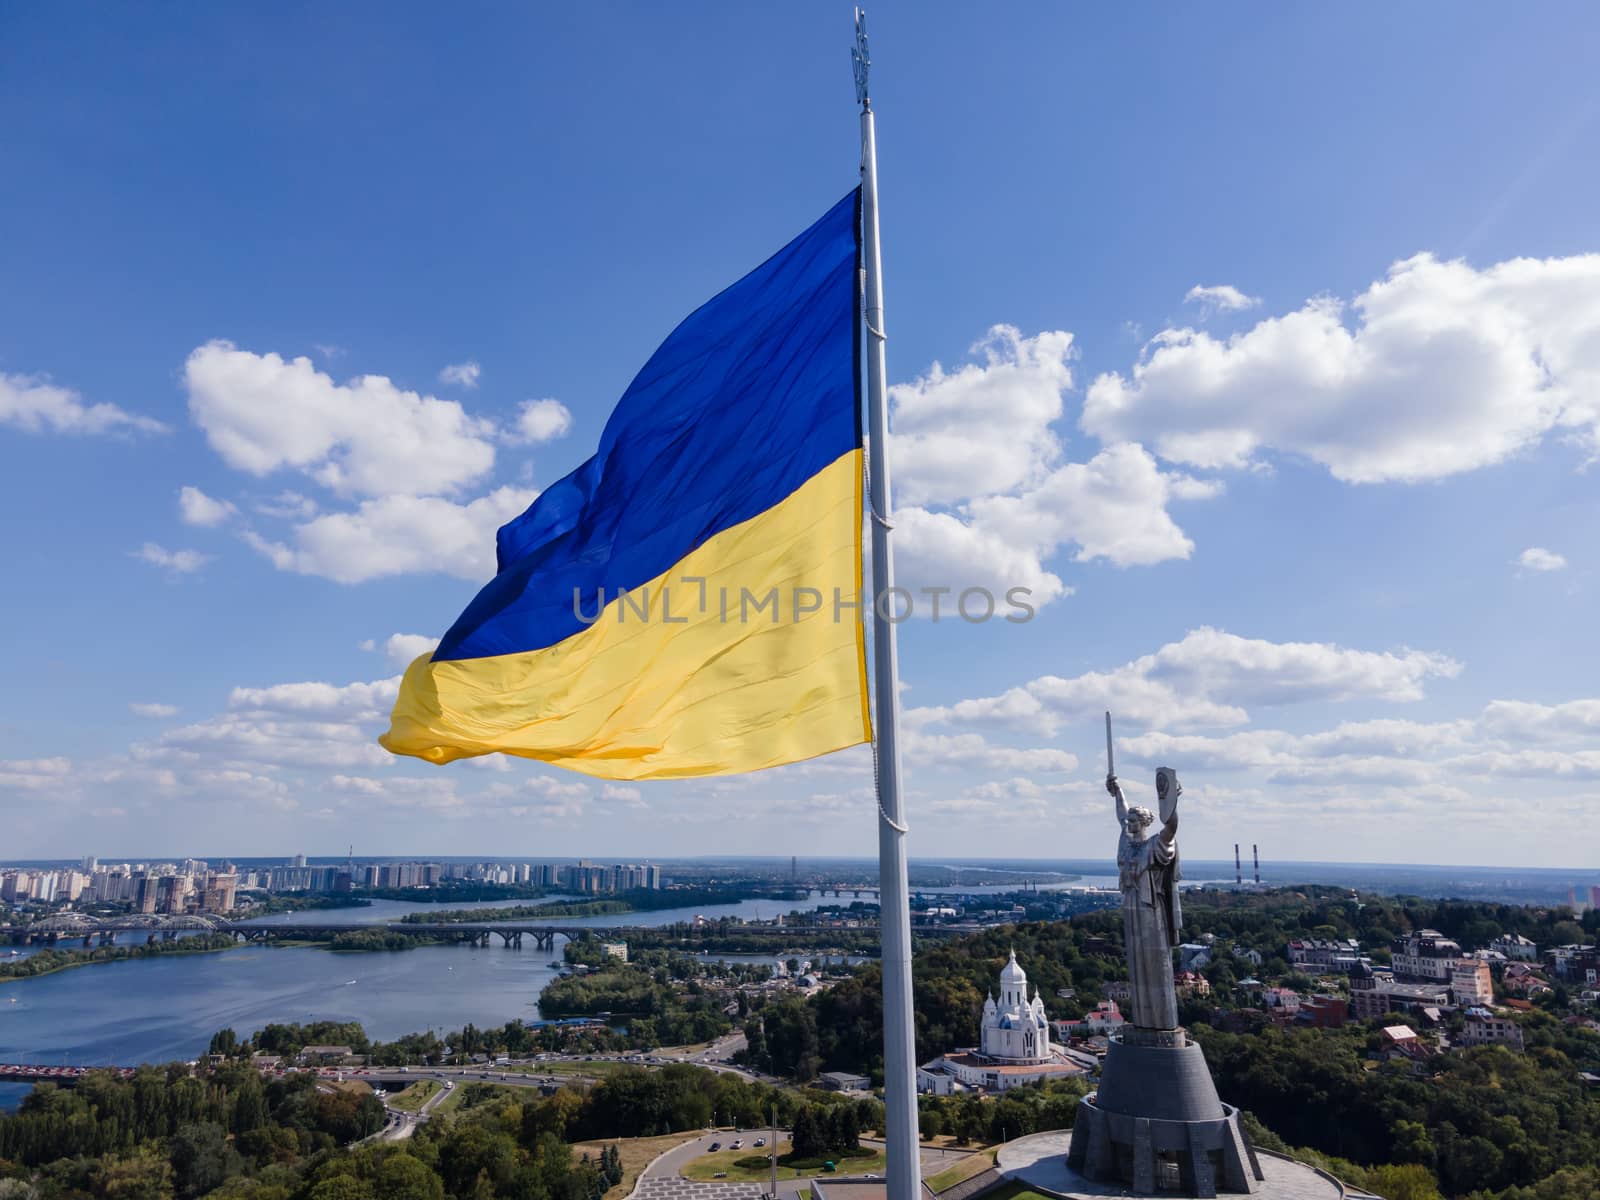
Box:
[1234,844,1241,887]
[1253,844,1260,886]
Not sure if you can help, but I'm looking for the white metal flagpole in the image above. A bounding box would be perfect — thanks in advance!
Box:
[854,11,921,1200]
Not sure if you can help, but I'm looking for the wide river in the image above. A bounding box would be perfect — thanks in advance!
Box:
[0,882,1113,1110]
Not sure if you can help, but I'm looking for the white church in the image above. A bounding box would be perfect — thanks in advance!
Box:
[917,950,1083,1094]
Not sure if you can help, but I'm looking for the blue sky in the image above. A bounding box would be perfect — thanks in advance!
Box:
[2,4,1597,867]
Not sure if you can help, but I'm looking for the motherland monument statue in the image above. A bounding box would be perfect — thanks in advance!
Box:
[1063,715,1266,1195]
[994,724,1356,1195]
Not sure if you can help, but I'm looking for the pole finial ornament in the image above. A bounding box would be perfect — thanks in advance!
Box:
[852,8,871,108]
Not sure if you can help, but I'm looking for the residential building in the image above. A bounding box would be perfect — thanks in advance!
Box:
[1287,937,1361,971]
[600,941,628,963]
[1450,958,1494,1007]
[1460,1008,1524,1051]
[1379,1025,1431,1063]
[1547,945,1600,986]
[1391,930,1464,982]
[1491,933,1538,961]
[1296,995,1349,1029]
[1350,964,1449,1021]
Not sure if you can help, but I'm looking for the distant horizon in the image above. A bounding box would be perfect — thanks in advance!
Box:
[5,853,1596,876]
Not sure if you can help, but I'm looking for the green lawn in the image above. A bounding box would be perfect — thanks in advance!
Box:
[975,1183,1055,1200]
[387,1080,440,1112]
[924,1147,997,1193]
[681,1148,887,1182]
[570,1133,704,1200]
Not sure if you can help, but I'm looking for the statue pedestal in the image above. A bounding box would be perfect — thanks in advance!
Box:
[1067,1032,1264,1197]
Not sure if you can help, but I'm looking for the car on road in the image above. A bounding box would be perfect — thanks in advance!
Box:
[708,1142,721,1152]
[731,1140,742,1150]
[754,1138,766,1148]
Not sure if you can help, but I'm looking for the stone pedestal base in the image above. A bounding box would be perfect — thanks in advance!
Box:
[1066,1033,1264,1197]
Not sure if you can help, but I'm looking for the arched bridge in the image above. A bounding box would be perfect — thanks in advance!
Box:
[2,913,233,946]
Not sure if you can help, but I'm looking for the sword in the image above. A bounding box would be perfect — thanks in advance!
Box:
[1105,711,1114,780]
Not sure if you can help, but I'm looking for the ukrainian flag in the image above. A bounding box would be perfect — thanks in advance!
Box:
[380,190,870,779]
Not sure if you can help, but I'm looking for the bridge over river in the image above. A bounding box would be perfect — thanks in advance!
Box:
[1,912,924,952]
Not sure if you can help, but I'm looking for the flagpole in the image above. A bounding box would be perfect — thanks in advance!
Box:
[855,11,921,1200]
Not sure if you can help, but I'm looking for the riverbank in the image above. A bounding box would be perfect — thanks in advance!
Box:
[0,934,242,983]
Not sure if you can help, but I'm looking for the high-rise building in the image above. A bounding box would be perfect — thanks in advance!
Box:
[82,854,98,871]
[292,853,308,869]
[134,873,159,914]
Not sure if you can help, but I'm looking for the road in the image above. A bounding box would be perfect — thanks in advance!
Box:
[634,1129,977,1200]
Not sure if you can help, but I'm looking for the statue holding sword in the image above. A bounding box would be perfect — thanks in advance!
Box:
[1105,712,1183,1032]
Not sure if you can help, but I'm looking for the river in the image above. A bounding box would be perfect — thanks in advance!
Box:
[0,882,1122,1110]
[0,888,868,1110]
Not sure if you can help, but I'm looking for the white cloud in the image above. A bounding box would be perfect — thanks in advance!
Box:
[890,325,1073,507]
[133,543,209,574]
[183,341,498,498]
[1086,252,1600,482]
[254,491,318,520]
[332,773,465,811]
[0,757,73,791]
[600,784,646,809]
[129,702,179,719]
[1184,284,1260,315]
[377,633,440,666]
[902,729,1076,775]
[1517,546,1567,572]
[880,328,1218,613]
[243,485,536,583]
[1478,698,1600,741]
[965,443,1221,568]
[438,361,482,388]
[0,371,167,436]
[911,628,1460,736]
[513,398,573,444]
[228,676,399,720]
[155,715,391,771]
[178,485,237,527]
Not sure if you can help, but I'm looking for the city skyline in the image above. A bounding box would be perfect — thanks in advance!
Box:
[4,6,1600,864]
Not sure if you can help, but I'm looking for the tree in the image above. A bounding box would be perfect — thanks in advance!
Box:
[308,1177,375,1200]
[375,1153,446,1200]
[1365,1164,1443,1200]
[790,1106,827,1160]
[169,1121,238,1198]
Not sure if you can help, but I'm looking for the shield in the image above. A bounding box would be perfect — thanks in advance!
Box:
[1157,768,1180,825]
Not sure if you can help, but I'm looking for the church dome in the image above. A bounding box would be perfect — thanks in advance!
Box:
[1000,949,1027,988]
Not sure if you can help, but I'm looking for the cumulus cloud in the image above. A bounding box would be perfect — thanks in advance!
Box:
[438,361,481,388]
[0,372,167,436]
[183,341,498,498]
[1184,284,1260,315]
[881,328,1217,613]
[1086,252,1600,482]
[243,486,536,583]
[513,399,573,444]
[228,676,399,720]
[375,633,440,665]
[155,714,390,771]
[911,628,1460,736]
[178,485,237,527]
[1117,699,1600,797]
[133,543,209,574]
[129,702,180,719]
[1517,546,1567,572]
[890,325,1074,507]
